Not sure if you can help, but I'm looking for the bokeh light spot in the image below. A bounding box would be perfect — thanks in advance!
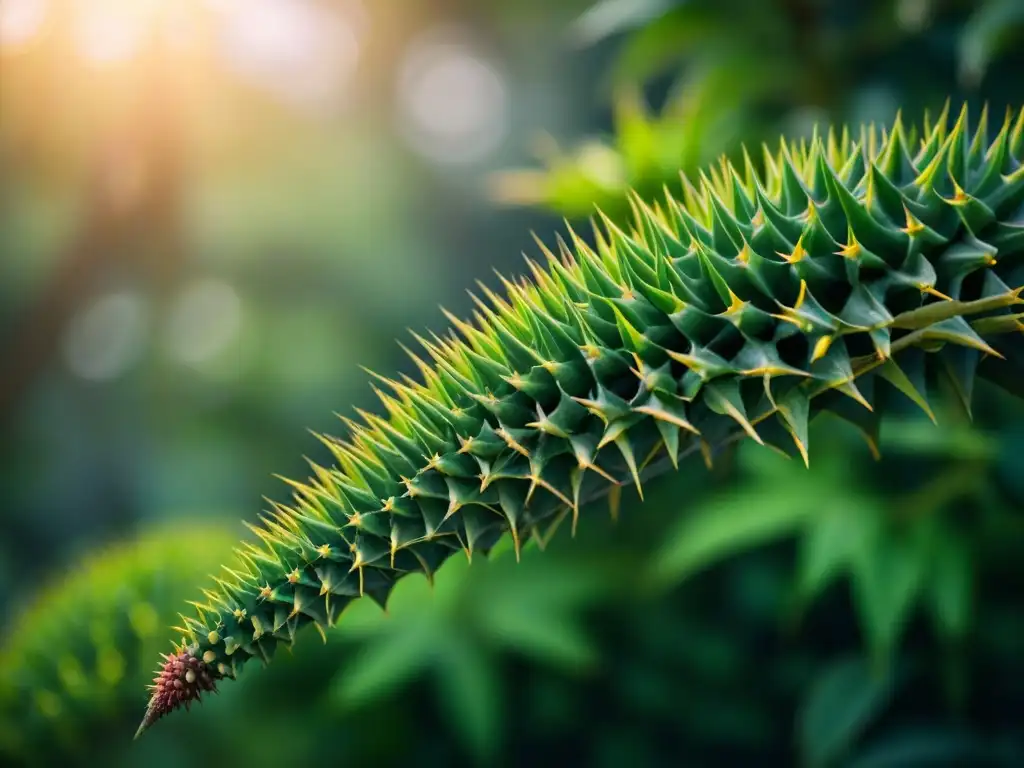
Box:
[71,0,147,66]
[397,28,509,165]
[897,0,931,32]
[96,647,126,686]
[129,602,160,638]
[62,291,149,382]
[0,0,48,51]
[164,278,243,367]
[34,690,61,720]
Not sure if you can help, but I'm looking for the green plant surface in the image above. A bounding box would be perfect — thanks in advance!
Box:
[138,104,1024,734]
[0,521,238,765]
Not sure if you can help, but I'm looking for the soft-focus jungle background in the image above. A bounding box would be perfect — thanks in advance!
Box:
[1,1,1023,766]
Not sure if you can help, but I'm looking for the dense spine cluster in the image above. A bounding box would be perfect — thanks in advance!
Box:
[139,104,1024,733]
[136,650,221,735]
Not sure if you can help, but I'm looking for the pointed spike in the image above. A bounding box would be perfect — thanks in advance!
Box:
[613,434,643,501]
[607,484,622,523]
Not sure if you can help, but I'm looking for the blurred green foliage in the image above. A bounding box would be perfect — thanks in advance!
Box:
[492,0,1024,220]
[1,0,1023,766]
[651,406,1008,667]
[329,541,609,762]
[0,521,239,765]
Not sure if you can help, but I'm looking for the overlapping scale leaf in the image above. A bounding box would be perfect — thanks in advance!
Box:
[140,103,1024,734]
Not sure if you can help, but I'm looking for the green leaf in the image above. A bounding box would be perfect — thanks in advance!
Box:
[481,555,608,611]
[333,574,431,639]
[332,624,436,707]
[484,532,518,562]
[927,533,973,642]
[996,424,1024,499]
[850,528,929,662]
[797,655,895,768]
[435,634,503,763]
[604,3,720,85]
[476,608,599,672]
[649,481,823,587]
[846,727,1012,768]
[467,556,604,672]
[959,0,1024,86]
[878,415,997,461]
[796,498,881,607]
[568,0,676,47]
[430,552,475,612]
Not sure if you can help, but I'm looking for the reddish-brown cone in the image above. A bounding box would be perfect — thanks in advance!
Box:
[134,649,221,739]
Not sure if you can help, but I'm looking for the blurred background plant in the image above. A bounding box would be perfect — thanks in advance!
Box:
[1,1,1022,766]
[0,520,240,765]
[491,0,1024,219]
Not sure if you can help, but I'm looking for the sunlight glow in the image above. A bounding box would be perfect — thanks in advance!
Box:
[66,0,211,66]
[216,0,362,109]
[70,0,167,65]
[0,0,48,51]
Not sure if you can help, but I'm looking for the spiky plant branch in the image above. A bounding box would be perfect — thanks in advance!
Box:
[138,104,1024,735]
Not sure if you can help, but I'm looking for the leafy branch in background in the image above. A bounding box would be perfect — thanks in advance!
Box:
[0,522,238,766]
[645,385,1024,767]
[328,541,608,762]
[489,84,760,221]
[135,103,1024,736]
[959,0,1024,87]
[493,0,1024,220]
[652,407,997,659]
